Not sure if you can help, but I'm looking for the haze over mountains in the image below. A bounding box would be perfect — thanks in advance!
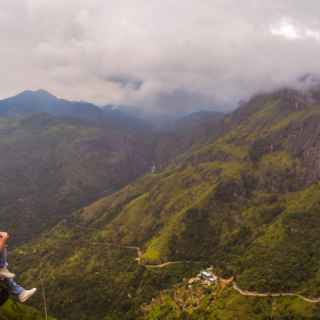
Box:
[0,89,101,119]
[0,89,151,130]
[0,90,223,245]
[0,84,320,319]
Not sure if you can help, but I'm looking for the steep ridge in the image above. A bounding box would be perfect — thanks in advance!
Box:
[0,112,154,245]
[0,91,225,246]
[154,110,225,166]
[11,87,320,319]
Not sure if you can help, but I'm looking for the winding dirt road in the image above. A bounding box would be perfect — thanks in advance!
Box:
[118,245,196,269]
[232,282,320,303]
[79,236,320,305]
[121,244,320,304]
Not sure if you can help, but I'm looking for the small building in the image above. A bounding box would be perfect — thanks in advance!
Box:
[198,270,217,283]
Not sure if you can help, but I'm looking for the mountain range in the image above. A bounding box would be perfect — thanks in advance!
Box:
[0,90,223,245]
[1,87,320,319]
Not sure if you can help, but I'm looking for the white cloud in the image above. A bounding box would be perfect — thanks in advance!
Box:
[1,0,320,113]
[270,17,320,41]
[305,29,320,41]
[270,19,301,40]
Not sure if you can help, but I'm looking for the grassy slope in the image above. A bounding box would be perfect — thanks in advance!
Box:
[11,89,320,319]
[0,299,52,320]
[141,283,320,320]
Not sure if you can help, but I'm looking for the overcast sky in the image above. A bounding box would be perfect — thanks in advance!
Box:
[1,0,320,114]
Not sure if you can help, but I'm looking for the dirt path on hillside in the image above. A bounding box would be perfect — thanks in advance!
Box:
[145,261,202,269]
[118,245,196,269]
[229,277,320,304]
[77,237,320,304]
[120,244,320,304]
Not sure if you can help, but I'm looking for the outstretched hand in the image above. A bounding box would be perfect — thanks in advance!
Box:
[0,232,9,241]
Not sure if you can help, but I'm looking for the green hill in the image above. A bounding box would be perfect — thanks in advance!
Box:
[0,299,52,320]
[9,87,320,319]
[141,280,320,320]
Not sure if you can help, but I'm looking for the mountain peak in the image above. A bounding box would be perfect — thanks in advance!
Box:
[0,89,104,120]
[35,89,56,97]
[18,89,57,100]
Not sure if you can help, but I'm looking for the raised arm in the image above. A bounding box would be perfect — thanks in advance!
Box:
[0,232,9,252]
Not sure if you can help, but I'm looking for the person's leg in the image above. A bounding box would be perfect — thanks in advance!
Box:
[4,278,24,296]
[0,247,14,278]
[5,279,37,303]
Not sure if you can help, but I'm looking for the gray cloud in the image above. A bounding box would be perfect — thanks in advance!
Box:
[1,0,320,114]
[106,75,143,91]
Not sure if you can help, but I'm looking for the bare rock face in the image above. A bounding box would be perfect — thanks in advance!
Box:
[289,115,320,185]
[267,111,320,186]
[243,88,320,189]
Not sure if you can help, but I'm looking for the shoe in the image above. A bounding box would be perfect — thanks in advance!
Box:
[0,268,15,279]
[18,288,37,303]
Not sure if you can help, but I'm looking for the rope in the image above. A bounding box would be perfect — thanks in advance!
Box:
[39,273,48,320]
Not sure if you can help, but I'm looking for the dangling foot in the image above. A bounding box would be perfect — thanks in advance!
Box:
[0,267,15,279]
[18,288,37,303]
